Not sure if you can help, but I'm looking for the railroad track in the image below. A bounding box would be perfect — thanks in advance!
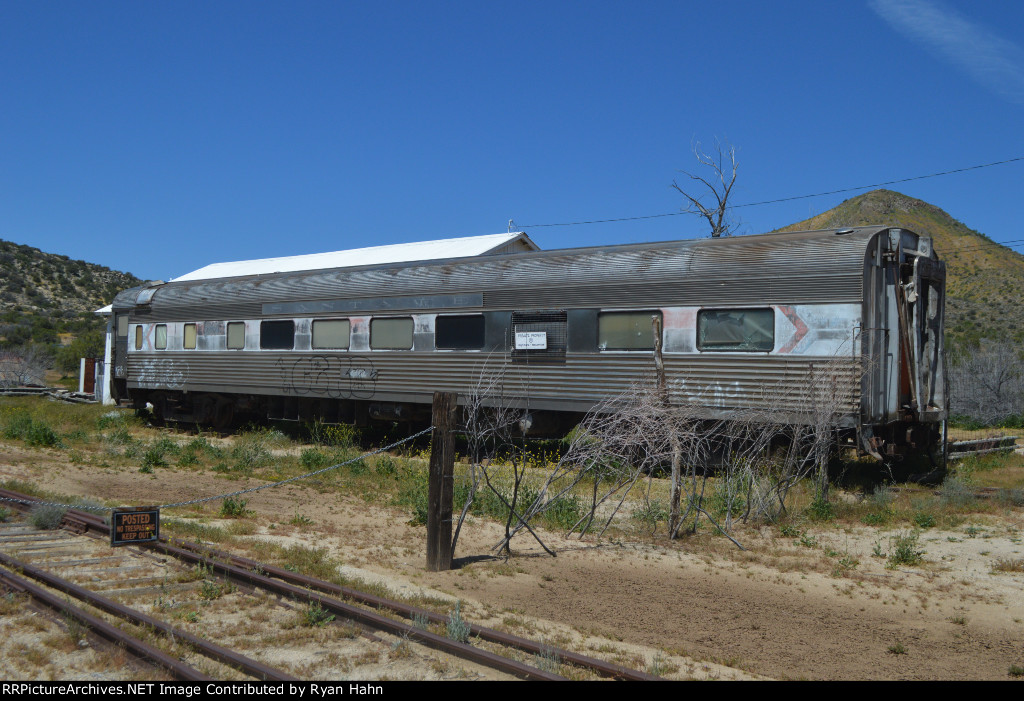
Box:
[947,436,1021,460]
[0,519,301,681]
[0,488,659,681]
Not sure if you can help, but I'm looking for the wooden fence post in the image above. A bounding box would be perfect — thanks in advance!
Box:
[427,391,457,571]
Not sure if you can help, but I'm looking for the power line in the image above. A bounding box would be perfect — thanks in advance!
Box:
[940,238,1024,257]
[518,156,1024,229]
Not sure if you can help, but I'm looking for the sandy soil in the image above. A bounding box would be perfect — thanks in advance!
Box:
[1,441,1023,681]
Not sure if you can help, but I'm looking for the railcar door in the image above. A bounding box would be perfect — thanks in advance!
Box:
[906,255,946,421]
[111,312,130,401]
[890,231,946,424]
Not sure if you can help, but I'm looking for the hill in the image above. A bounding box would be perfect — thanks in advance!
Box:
[0,239,143,365]
[775,189,1024,347]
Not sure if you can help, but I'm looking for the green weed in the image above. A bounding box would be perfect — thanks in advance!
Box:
[375,455,397,477]
[887,531,925,568]
[631,501,669,532]
[533,642,561,674]
[805,495,835,522]
[29,504,66,530]
[913,512,936,529]
[301,601,335,627]
[300,448,330,470]
[219,497,251,518]
[798,532,818,548]
[940,477,976,509]
[199,579,232,601]
[446,600,471,643]
[141,445,168,470]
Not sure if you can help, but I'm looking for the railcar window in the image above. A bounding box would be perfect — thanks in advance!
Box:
[697,308,775,352]
[436,315,485,350]
[183,323,197,350]
[260,320,295,350]
[154,325,167,350]
[134,326,143,350]
[116,316,129,337]
[370,317,413,350]
[227,322,245,350]
[598,311,660,350]
[312,319,350,349]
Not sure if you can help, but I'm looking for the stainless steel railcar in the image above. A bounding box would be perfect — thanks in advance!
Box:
[107,226,946,459]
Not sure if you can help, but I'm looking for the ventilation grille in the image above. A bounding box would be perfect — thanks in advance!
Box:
[511,310,567,363]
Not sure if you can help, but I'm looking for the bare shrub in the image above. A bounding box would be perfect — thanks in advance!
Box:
[0,344,51,388]
[29,504,66,530]
[455,360,557,558]
[949,340,1024,425]
[457,354,860,554]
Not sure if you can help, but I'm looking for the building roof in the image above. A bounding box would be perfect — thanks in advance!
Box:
[168,232,539,283]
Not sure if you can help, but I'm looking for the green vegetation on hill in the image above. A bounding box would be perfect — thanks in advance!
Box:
[0,239,143,375]
[776,189,1024,349]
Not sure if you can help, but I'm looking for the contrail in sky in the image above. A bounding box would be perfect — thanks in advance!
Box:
[869,0,1024,105]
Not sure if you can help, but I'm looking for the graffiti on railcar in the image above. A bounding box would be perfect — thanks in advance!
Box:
[135,358,189,390]
[276,355,378,399]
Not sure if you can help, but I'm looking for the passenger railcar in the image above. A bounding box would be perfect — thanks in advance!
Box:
[106,226,946,459]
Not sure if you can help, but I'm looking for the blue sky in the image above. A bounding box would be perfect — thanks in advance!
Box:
[1,0,1022,281]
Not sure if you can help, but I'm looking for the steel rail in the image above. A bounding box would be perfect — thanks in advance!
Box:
[147,536,567,681]
[168,539,661,681]
[0,550,296,681]
[65,503,655,679]
[2,488,660,680]
[0,493,563,680]
[0,564,211,681]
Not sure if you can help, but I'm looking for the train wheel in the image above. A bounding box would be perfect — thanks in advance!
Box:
[213,399,235,432]
[149,394,167,427]
[195,395,216,425]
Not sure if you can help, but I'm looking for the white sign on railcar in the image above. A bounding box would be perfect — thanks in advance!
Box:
[514,332,547,350]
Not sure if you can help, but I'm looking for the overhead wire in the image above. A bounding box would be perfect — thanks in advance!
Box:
[940,238,1024,257]
[517,156,1024,230]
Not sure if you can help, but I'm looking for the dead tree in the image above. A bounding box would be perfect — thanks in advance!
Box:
[457,351,860,556]
[672,139,739,238]
[0,344,51,388]
[457,360,556,558]
[949,340,1024,425]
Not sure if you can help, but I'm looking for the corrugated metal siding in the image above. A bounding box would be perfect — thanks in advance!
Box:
[484,273,862,309]
[125,229,879,319]
[127,351,860,418]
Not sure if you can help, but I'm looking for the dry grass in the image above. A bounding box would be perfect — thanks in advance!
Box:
[992,558,1024,573]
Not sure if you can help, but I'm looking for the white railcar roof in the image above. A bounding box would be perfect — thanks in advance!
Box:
[168,232,539,283]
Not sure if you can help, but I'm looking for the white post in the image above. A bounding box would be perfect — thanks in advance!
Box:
[101,313,115,405]
[78,358,86,393]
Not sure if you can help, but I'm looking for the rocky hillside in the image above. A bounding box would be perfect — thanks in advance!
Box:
[776,189,1024,348]
[0,239,143,350]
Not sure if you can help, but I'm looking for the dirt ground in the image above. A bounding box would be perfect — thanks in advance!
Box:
[1,440,1023,681]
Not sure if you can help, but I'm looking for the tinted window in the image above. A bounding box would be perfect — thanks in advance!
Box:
[134,326,143,350]
[370,318,413,350]
[116,315,129,337]
[312,319,350,349]
[227,322,245,350]
[183,323,197,350]
[260,320,295,350]
[697,308,774,352]
[598,311,660,350]
[154,324,167,350]
[436,315,485,350]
